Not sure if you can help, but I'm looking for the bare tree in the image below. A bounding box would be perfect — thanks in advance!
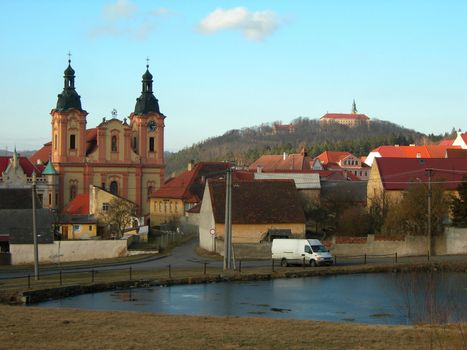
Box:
[100,197,137,239]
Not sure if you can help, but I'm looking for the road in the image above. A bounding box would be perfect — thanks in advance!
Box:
[1,238,466,280]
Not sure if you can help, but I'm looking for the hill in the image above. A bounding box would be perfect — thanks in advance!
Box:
[165,117,434,176]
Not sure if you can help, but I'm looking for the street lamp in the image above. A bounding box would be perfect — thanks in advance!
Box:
[32,171,39,280]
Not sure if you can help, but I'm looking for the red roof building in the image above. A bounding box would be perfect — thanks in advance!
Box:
[248,149,313,172]
[365,144,461,167]
[320,113,370,127]
[63,193,90,215]
[368,157,467,207]
[315,151,369,180]
[150,162,231,225]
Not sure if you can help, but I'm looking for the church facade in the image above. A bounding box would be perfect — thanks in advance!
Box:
[31,59,166,219]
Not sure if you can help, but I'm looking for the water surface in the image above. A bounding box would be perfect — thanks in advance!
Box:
[37,272,467,325]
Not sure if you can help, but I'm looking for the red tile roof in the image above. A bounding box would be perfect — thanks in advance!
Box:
[208,179,305,225]
[438,139,454,147]
[316,151,353,165]
[29,142,52,166]
[371,145,458,159]
[375,158,467,191]
[249,154,313,171]
[63,194,90,215]
[0,156,43,177]
[152,162,231,203]
[320,113,369,120]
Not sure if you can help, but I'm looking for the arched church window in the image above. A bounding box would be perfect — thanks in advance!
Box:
[110,181,118,195]
[149,137,155,152]
[70,184,77,200]
[111,135,117,152]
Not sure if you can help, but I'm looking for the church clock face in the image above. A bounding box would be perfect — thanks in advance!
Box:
[148,120,156,132]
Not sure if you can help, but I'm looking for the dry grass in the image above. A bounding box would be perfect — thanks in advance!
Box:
[0,305,465,350]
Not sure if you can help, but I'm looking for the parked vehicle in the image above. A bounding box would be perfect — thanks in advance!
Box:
[271,239,333,267]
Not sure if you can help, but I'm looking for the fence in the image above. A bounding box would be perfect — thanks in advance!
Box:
[0,251,443,294]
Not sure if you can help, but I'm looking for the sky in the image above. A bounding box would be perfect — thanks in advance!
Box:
[0,0,466,152]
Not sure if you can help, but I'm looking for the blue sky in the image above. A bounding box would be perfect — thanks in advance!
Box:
[1,0,466,152]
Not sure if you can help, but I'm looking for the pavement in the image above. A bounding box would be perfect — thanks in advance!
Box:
[1,238,466,280]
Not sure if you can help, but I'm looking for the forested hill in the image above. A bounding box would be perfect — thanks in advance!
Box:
[165,117,441,176]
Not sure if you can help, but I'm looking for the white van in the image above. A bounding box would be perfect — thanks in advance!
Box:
[271,239,333,267]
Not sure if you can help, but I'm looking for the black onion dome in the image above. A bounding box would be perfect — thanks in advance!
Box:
[55,60,83,112]
[134,65,160,115]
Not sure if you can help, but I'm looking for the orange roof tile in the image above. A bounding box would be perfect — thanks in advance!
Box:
[29,142,52,166]
[316,151,353,165]
[63,194,89,215]
[152,162,230,202]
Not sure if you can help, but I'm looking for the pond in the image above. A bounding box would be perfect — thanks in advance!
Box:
[36,272,467,325]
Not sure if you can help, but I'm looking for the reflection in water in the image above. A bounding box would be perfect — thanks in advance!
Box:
[36,272,467,325]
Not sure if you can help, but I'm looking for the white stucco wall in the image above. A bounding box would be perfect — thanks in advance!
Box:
[198,183,216,251]
[10,240,128,265]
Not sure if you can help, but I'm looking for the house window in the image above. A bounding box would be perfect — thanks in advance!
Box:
[149,137,155,152]
[111,135,117,152]
[169,201,173,213]
[89,225,92,231]
[73,224,80,231]
[70,184,77,200]
[102,202,109,211]
[70,134,76,150]
[175,202,178,213]
[110,181,118,195]
[159,201,162,213]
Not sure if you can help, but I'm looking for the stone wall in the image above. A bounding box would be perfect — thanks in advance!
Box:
[10,240,128,265]
[435,227,467,255]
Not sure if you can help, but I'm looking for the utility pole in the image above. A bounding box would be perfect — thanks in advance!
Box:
[223,168,233,270]
[426,168,433,257]
[32,171,39,280]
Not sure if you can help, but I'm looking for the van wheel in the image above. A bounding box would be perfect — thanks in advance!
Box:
[280,258,288,267]
[310,259,317,267]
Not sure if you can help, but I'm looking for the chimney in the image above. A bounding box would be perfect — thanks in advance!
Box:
[187,160,194,171]
[283,152,287,160]
[256,165,263,173]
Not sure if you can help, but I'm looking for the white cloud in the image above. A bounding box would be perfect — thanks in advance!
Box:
[151,7,178,17]
[90,1,174,40]
[198,7,281,41]
[104,0,137,19]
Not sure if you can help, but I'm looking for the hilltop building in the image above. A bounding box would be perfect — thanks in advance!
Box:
[30,59,166,220]
[319,100,370,127]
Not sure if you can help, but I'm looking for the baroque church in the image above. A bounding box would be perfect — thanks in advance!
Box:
[31,59,166,218]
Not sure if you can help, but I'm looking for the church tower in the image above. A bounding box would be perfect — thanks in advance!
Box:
[129,63,165,166]
[51,58,88,164]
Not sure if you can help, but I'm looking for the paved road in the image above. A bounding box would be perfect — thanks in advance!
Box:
[1,238,466,280]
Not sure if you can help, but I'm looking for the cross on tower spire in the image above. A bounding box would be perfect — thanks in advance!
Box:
[67,51,72,64]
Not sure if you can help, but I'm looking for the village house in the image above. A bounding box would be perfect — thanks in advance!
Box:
[367,157,467,208]
[315,151,370,180]
[199,179,306,253]
[149,162,231,226]
[0,149,59,209]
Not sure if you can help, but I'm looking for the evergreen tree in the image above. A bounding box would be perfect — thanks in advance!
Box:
[450,176,467,227]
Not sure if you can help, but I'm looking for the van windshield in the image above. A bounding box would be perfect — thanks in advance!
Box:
[311,245,328,253]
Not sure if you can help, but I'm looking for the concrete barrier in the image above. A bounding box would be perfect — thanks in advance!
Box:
[10,240,128,265]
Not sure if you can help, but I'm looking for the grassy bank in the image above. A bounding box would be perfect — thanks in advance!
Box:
[0,305,465,350]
